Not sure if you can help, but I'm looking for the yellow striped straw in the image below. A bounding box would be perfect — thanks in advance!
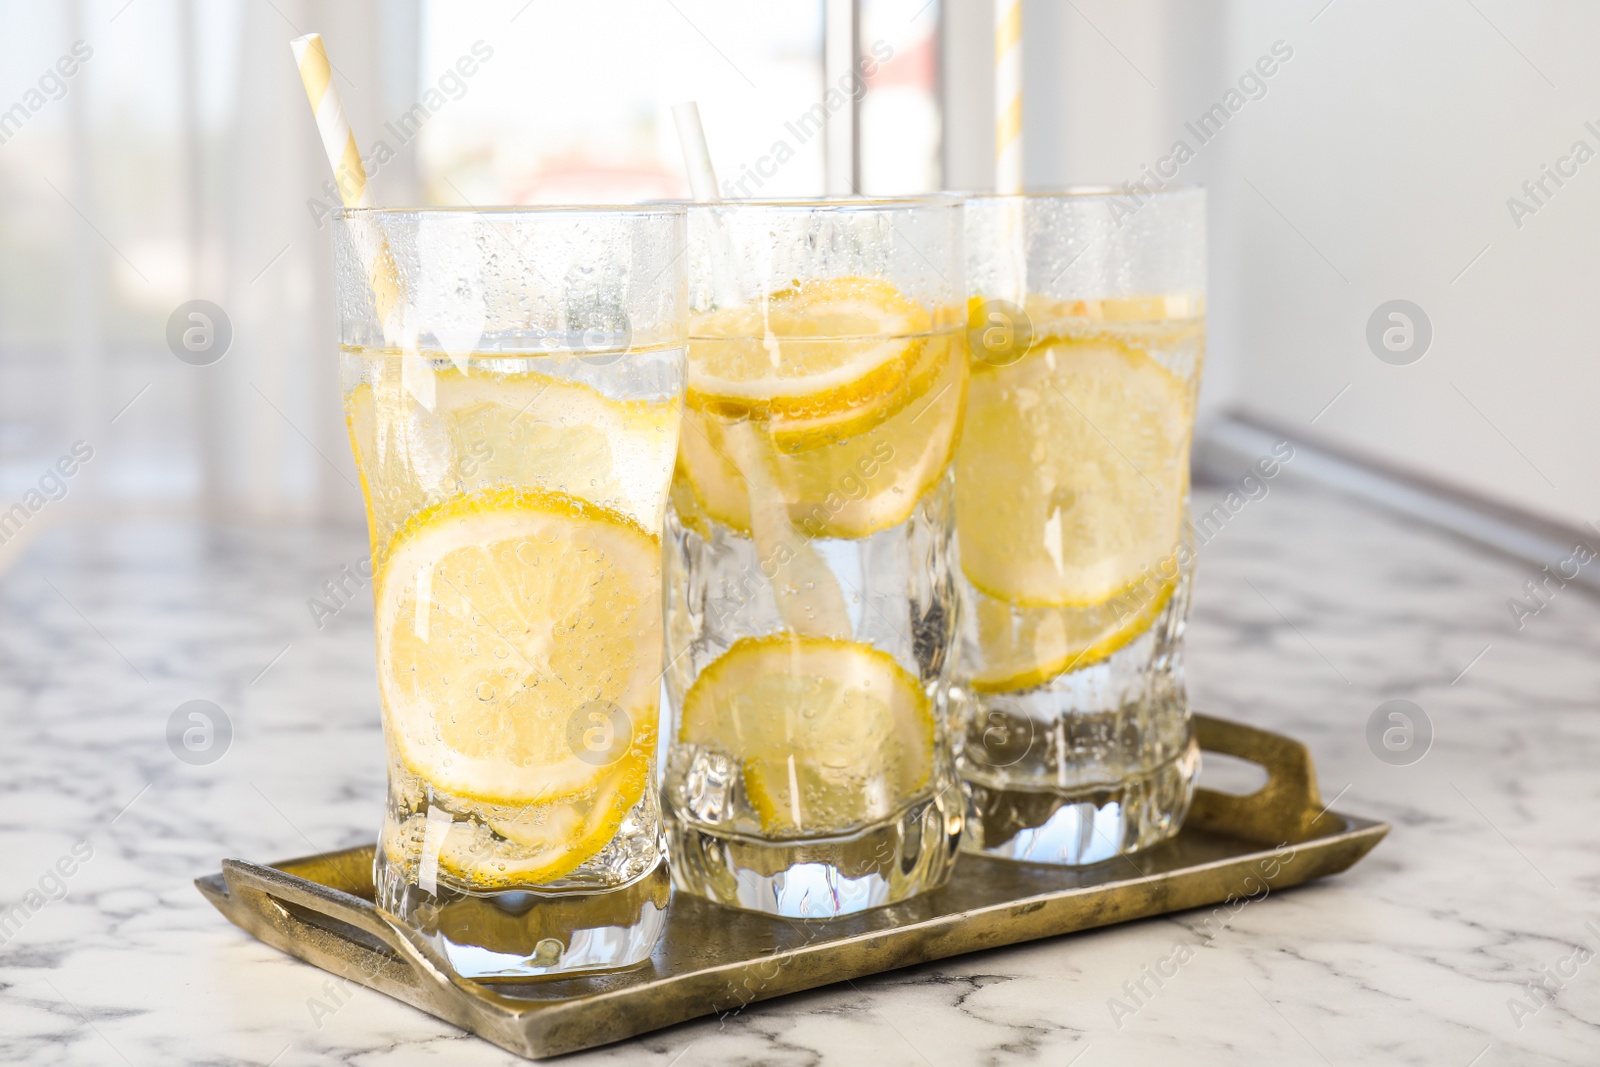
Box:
[291,34,372,207]
[290,33,401,335]
[994,0,1023,195]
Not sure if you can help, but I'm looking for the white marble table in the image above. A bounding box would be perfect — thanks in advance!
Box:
[3,480,1597,1066]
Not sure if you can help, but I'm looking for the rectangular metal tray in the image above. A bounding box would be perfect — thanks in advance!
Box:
[197,713,1387,1060]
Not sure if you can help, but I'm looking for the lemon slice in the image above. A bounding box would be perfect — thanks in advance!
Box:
[688,277,931,421]
[679,635,934,836]
[433,757,653,886]
[434,370,677,509]
[676,331,967,540]
[955,337,1190,608]
[346,364,680,560]
[675,277,965,543]
[376,487,661,881]
[967,578,1177,693]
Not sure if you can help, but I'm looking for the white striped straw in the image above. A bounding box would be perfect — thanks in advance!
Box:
[671,101,721,203]
[669,102,850,638]
[671,101,742,308]
[994,0,1023,195]
[290,33,402,340]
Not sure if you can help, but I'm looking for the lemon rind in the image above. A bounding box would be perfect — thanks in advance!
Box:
[968,579,1178,694]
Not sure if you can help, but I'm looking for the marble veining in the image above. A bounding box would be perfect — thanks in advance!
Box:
[1,481,1597,1065]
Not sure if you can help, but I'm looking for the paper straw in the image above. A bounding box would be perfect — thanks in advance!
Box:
[671,101,721,202]
[994,0,1023,195]
[291,34,370,206]
[991,4,1028,306]
[670,102,850,638]
[671,101,743,307]
[290,33,402,336]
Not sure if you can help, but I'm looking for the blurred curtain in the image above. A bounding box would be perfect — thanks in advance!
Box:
[210,0,420,519]
[0,0,418,522]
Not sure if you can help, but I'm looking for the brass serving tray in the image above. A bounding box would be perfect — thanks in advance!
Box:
[197,713,1386,1060]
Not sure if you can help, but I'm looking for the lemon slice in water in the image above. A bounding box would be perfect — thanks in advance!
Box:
[679,635,934,836]
[376,487,660,882]
[956,336,1190,608]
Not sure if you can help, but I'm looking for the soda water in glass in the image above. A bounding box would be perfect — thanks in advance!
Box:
[663,198,967,917]
[332,206,686,977]
[956,190,1205,865]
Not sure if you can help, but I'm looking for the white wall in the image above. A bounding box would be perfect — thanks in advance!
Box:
[941,0,1246,427]
[944,0,1599,528]
[1224,0,1599,528]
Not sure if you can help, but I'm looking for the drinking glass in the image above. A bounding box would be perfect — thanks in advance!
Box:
[332,205,685,977]
[662,198,967,917]
[956,189,1205,865]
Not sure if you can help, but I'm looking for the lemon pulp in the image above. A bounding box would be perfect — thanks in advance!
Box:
[955,301,1201,692]
[376,486,662,885]
[345,359,680,569]
[677,277,967,542]
[679,635,934,836]
[956,336,1191,608]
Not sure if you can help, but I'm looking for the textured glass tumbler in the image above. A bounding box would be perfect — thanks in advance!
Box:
[332,206,686,977]
[662,198,967,917]
[955,189,1205,866]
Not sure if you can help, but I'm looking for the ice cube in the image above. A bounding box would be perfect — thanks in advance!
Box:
[684,746,737,824]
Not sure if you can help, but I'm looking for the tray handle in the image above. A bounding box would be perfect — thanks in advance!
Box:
[220,859,530,1031]
[220,859,429,998]
[1189,712,1333,844]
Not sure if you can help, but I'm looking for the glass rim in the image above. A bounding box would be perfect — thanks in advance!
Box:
[331,203,687,221]
[677,194,963,212]
[959,185,1204,203]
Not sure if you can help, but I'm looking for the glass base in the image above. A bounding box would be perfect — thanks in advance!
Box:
[962,739,1200,866]
[374,851,670,979]
[665,785,963,919]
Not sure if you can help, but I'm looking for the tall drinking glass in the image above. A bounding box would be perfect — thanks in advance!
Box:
[956,189,1205,865]
[663,198,967,917]
[333,206,686,977]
